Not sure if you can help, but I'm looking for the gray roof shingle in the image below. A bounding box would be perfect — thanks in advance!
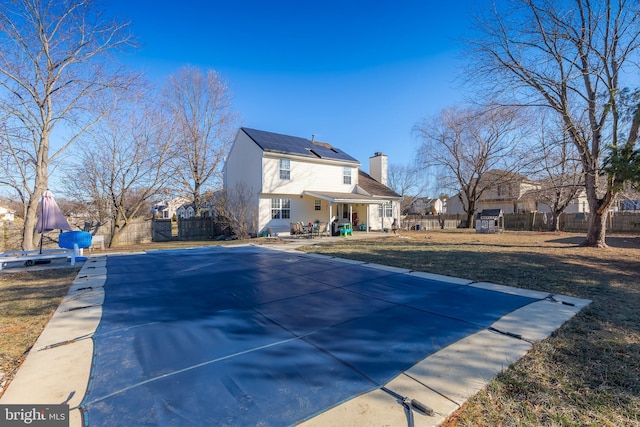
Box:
[357,170,401,198]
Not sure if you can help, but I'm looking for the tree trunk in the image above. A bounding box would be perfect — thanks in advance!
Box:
[23,184,47,250]
[465,210,475,229]
[549,212,560,232]
[23,130,50,250]
[109,216,129,247]
[582,210,608,248]
[22,199,39,250]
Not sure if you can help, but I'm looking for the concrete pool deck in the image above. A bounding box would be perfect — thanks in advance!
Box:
[0,242,590,426]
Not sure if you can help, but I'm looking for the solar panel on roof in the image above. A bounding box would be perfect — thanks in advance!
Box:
[242,127,358,163]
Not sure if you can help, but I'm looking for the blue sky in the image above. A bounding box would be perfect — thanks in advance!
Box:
[108,0,479,175]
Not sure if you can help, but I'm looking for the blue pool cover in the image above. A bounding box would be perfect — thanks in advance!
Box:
[80,246,540,426]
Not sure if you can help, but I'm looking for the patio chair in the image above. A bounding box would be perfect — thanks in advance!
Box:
[290,222,300,238]
[299,222,312,238]
[339,223,353,237]
[316,222,329,237]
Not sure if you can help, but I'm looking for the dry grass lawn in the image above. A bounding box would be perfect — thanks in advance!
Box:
[302,230,640,426]
[0,267,81,391]
[1,230,639,426]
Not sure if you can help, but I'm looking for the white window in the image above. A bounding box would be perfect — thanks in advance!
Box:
[343,167,351,185]
[314,199,322,211]
[271,198,291,219]
[378,201,393,217]
[279,159,290,180]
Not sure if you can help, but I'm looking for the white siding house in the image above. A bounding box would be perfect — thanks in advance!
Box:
[152,197,190,219]
[0,206,15,222]
[223,128,402,235]
[176,204,195,219]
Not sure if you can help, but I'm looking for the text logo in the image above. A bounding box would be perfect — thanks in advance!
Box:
[1,405,68,427]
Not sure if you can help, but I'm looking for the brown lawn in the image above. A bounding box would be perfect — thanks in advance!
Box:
[2,230,639,426]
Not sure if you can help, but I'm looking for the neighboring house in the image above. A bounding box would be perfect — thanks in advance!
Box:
[536,190,589,214]
[446,170,589,215]
[406,197,444,215]
[152,197,190,219]
[0,206,15,222]
[223,127,402,235]
[176,204,196,219]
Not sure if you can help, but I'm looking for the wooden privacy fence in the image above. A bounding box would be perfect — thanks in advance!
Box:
[177,217,214,240]
[402,215,467,230]
[82,218,154,247]
[402,212,640,233]
[152,219,172,242]
[504,212,640,232]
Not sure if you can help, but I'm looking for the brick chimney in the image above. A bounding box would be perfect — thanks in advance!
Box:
[369,152,388,185]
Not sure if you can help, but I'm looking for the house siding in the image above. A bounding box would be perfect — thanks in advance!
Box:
[262,155,357,194]
[224,130,263,195]
[258,195,333,235]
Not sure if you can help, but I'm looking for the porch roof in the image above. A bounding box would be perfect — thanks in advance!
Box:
[303,190,398,204]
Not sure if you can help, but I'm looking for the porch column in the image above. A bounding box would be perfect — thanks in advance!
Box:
[366,204,370,233]
[329,203,333,227]
[349,205,353,225]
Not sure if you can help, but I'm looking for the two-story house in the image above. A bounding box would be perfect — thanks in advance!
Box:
[446,170,589,215]
[223,128,401,236]
[446,170,539,215]
[152,197,190,219]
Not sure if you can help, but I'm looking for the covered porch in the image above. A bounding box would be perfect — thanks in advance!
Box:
[303,191,397,235]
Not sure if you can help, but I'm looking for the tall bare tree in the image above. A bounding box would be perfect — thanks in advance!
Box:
[64,100,172,246]
[387,163,428,216]
[162,66,238,216]
[0,0,137,249]
[414,105,525,228]
[522,112,585,231]
[470,0,640,247]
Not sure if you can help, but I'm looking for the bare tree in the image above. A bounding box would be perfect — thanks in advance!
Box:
[470,0,640,247]
[414,105,525,228]
[212,183,257,239]
[387,163,428,217]
[64,100,172,246]
[526,114,584,231]
[161,66,238,216]
[0,0,137,249]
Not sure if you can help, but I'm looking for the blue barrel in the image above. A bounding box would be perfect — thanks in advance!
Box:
[59,230,93,249]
